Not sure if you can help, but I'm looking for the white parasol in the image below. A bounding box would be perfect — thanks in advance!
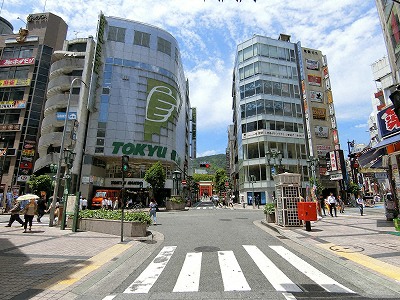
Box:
[16,194,39,201]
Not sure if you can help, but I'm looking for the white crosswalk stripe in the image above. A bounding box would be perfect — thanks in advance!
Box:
[124,246,176,294]
[173,252,202,292]
[243,245,301,292]
[270,246,355,294]
[122,245,353,295]
[218,250,251,291]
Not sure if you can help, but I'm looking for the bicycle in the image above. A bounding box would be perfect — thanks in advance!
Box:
[132,202,144,210]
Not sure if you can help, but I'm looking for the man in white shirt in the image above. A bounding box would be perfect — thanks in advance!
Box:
[82,198,87,210]
[356,195,364,216]
[327,192,337,217]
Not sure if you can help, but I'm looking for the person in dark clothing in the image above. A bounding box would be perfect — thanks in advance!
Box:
[36,197,47,222]
[5,200,24,227]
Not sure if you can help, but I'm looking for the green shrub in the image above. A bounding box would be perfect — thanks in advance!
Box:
[169,197,184,203]
[264,203,275,215]
[78,209,151,224]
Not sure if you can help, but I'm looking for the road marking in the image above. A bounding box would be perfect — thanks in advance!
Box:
[124,246,176,294]
[37,243,131,291]
[243,245,301,292]
[270,245,354,293]
[282,292,297,300]
[218,250,251,291]
[173,252,202,292]
[102,295,116,300]
[319,243,400,281]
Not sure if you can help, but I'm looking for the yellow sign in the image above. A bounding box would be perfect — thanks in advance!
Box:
[327,90,333,104]
[0,78,31,87]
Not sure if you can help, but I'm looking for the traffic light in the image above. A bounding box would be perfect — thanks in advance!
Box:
[122,155,129,173]
[389,86,400,120]
[200,162,210,168]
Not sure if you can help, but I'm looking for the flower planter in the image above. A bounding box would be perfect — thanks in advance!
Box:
[69,218,148,237]
[266,213,276,223]
[165,200,186,210]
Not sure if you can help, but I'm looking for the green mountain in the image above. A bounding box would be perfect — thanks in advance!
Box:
[192,154,227,172]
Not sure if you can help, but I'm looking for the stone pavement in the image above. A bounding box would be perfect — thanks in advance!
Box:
[0,214,163,300]
[260,203,400,287]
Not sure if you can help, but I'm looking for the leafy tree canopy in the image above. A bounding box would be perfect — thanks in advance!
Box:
[144,161,166,191]
[214,168,228,194]
[27,174,52,197]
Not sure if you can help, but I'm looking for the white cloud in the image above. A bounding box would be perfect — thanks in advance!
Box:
[354,123,368,128]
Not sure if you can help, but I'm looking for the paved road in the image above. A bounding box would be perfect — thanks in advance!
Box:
[1,201,399,299]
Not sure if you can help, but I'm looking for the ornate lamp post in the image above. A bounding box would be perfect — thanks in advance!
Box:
[60,148,76,230]
[172,170,181,196]
[49,77,87,227]
[266,150,283,178]
[306,156,319,201]
[250,174,256,209]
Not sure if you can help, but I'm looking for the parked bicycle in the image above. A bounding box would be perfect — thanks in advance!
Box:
[132,202,144,210]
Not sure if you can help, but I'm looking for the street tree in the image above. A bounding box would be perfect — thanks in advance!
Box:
[144,161,166,201]
[214,168,228,195]
[26,174,52,198]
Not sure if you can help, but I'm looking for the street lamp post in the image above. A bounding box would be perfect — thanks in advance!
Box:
[60,148,76,230]
[172,170,181,196]
[49,78,87,227]
[306,156,319,201]
[250,174,256,209]
[266,150,283,178]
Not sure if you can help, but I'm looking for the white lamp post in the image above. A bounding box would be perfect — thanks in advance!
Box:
[49,77,87,227]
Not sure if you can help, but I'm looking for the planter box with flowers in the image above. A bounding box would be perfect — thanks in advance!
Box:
[264,203,276,223]
[68,209,151,237]
[166,196,186,210]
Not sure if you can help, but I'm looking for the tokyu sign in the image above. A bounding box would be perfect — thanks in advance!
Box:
[112,141,181,164]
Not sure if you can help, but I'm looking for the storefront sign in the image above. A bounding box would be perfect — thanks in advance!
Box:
[0,78,30,87]
[307,75,321,86]
[330,173,343,181]
[323,66,329,79]
[316,144,331,156]
[306,59,319,70]
[0,123,21,131]
[27,14,48,22]
[56,111,77,120]
[327,90,333,103]
[312,107,326,120]
[0,100,26,109]
[242,129,305,139]
[332,129,339,144]
[17,175,30,182]
[0,57,34,67]
[314,126,328,138]
[310,90,323,102]
[112,141,181,164]
[377,105,400,137]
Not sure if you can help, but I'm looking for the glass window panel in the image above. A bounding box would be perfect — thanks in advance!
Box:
[269,121,276,130]
[243,46,253,60]
[274,100,283,115]
[244,64,253,78]
[292,67,298,80]
[281,83,290,97]
[269,46,278,58]
[260,61,270,75]
[247,121,257,132]
[280,65,288,78]
[263,80,272,95]
[265,100,274,114]
[244,82,255,97]
[117,27,126,42]
[283,102,292,116]
[239,68,244,80]
[255,80,262,95]
[290,49,296,62]
[286,122,294,132]
[241,104,246,119]
[294,84,300,98]
[259,43,268,56]
[246,101,257,117]
[278,47,286,60]
[238,50,243,63]
[276,121,285,130]
[271,63,279,77]
[248,143,259,159]
[296,104,302,117]
[256,99,264,114]
[240,85,245,99]
[108,26,117,41]
[254,61,260,74]
[273,82,281,96]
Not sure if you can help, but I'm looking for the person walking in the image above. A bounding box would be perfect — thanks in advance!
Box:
[5,200,24,227]
[319,195,326,216]
[36,196,47,222]
[22,198,37,233]
[337,195,345,213]
[149,198,157,225]
[356,195,364,216]
[327,192,337,217]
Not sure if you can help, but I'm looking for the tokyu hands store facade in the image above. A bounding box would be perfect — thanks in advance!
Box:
[80,15,191,207]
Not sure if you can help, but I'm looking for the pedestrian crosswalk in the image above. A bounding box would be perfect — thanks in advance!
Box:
[118,244,355,297]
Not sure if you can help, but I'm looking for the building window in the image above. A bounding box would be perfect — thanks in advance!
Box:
[95,147,104,153]
[134,31,150,47]
[108,26,126,42]
[157,37,171,56]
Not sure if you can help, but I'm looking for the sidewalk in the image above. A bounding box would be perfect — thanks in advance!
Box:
[0,214,163,300]
[260,204,400,286]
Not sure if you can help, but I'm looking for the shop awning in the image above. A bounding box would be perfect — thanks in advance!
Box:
[358,148,385,169]
[372,134,400,150]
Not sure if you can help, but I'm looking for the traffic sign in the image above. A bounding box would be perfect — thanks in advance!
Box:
[181,180,187,185]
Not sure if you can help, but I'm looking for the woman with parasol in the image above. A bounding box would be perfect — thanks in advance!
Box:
[17,194,38,233]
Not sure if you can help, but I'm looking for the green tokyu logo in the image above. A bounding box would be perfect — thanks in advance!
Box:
[144,79,179,141]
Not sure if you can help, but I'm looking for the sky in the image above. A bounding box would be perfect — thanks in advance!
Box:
[1,0,388,157]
